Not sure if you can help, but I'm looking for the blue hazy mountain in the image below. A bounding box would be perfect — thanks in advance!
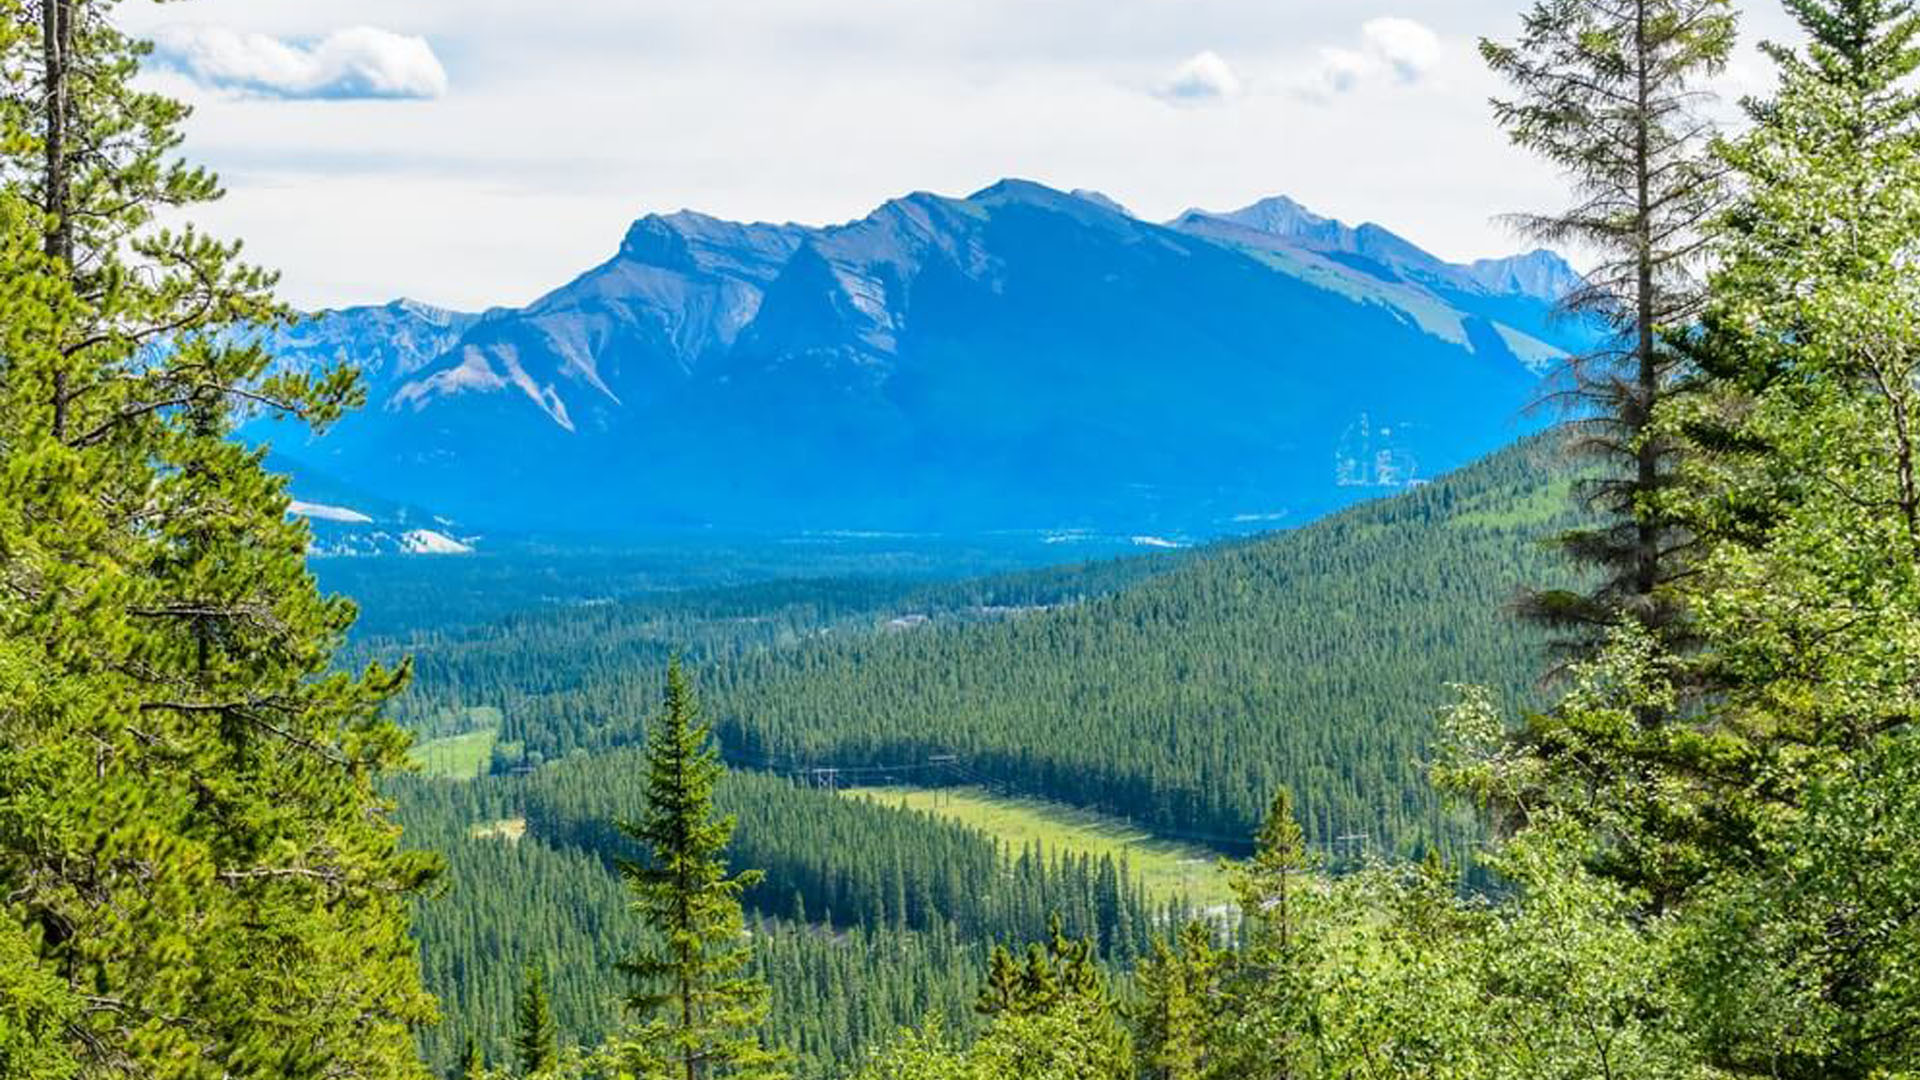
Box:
[257,180,1589,536]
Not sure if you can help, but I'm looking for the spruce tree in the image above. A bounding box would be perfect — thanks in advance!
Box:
[1483,0,1738,652]
[1217,789,1316,1080]
[1482,0,1746,911]
[1651,4,1920,1068]
[1495,0,1920,909]
[1134,923,1225,1080]
[609,660,785,1080]
[0,1,437,1075]
[514,965,560,1077]
[975,946,1024,1017]
[1679,0,1920,732]
[460,1037,487,1080]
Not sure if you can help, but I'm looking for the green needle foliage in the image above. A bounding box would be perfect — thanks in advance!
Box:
[1132,923,1228,1080]
[1484,0,1738,655]
[609,661,786,1080]
[0,1,437,1075]
[515,965,561,1077]
[461,1037,487,1080]
[1215,790,1318,1080]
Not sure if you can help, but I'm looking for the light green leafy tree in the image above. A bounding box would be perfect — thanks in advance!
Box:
[855,998,1131,1080]
[1667,0,1920,823]
[1674,735,1920,1079]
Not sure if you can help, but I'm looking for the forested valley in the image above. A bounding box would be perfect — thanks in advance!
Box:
[4,0,1920,1079]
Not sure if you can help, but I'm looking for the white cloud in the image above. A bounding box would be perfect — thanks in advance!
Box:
[1363,18,1443,83]
[1156,51,1242,104]
[1295,17,1443,101]
[105,0,1809,310]
[151,25,448,101]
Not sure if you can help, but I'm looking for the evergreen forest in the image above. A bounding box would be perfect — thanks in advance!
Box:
[3,1,1920,1080]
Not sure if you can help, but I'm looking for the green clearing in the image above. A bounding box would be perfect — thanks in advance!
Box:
[469,817,527,842]
[844,786,1233,908]
[410,727,499,780]
[1448,475,1578,531]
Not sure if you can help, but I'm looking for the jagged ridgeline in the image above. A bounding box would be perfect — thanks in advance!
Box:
[261,182,1587,537]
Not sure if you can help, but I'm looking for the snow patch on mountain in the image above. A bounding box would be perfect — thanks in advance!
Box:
[288,499,374,524]
[1492,323,1568,374]
[400,529,474,555]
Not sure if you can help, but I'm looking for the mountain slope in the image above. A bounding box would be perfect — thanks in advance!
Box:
[257,182,1588,535]
[269,453,478,557]
[699,435,1577,852]
[369,436,1580,859]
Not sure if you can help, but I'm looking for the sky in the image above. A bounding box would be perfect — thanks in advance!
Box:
[115,1,1799,312]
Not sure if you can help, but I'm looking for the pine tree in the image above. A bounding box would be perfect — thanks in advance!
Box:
[460,1037,487,1080]
[609,660,785,1080]
[1134,924,1225,1080]
[975,946,1024,1017]
[1482,0,1747,912]
[1018,943,1059,1013]
[514,965,560,1077]
[0,1,436,1075]
[1651,3,1920,1069]
[1488,0,1920,911]
[1233,789,1312,961]
[1483,0,1738,654]
[1217,789,1317,1080]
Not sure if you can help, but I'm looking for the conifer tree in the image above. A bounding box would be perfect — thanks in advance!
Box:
[1482,0,1745,911]
[1647,3,1920,1065]
[975,946,1024,1017]
[515,965,560,1077]
[1217,789,1316,1080]
[1492,0,1920,910]
[1677,0,1920,741]
[1483,0,1738,653]
[1134,923,1226,1080]
[1233,789,1311,961]
[609,661,785,1080]
[0,1,437,1074]
[460,1037,487,1080]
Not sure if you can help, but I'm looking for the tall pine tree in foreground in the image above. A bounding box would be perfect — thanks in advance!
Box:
[515,965,561,1077]
[1485,0,1738,652]
[1481,0,1742,910]
[0,0,438,1074]
[610,661,785,1080]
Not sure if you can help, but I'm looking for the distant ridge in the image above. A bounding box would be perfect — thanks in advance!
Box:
[254,179,1593,536]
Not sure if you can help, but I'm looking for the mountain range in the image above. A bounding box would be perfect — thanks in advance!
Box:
[257,179,1590,539]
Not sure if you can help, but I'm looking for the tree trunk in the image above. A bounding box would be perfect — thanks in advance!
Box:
[41,0,74,441]
[1634,0,1661,613]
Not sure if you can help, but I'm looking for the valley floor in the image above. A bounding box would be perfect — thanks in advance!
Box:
[843,786,1233,909]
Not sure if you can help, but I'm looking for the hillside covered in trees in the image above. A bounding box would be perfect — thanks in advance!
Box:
[4,0,1920,1079]
[373,438,1576,865]
[385,438,1571,1072]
